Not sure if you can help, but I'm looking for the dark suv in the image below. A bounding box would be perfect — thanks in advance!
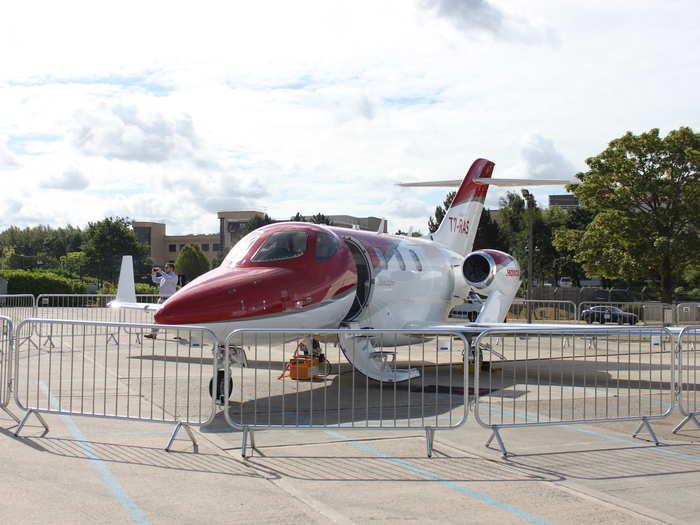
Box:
[580,305,639,325]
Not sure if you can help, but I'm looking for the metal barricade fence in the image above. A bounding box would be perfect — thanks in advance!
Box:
[674,326,700,433]
[35,294,157,327]
[507,300,577,322]
[473,326,674,456]
[676,303,700,325]
[1,316,13,416]
[223,329,470,457]
[0,294,36,325]
[12,319,220,451]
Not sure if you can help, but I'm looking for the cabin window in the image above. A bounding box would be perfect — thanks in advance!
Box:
[315,232,339,262]
[372,247,388,270]
[408,249,423,271]
[395,249,406,271]
[252,231,308,262]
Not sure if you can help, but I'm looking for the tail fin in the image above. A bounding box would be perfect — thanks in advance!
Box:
[115,255,137,303]
[432,158,494,254]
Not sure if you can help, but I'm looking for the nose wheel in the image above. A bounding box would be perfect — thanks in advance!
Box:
[209,369,233,404]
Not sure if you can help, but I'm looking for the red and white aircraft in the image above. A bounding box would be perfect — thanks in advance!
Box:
[113,158,566,382]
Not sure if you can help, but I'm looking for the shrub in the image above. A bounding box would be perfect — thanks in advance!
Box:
[0,270,86,295]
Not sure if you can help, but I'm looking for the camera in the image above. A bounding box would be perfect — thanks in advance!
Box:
[152,267,161,273]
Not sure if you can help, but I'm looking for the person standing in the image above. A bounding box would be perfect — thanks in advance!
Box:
[145,263,178,339]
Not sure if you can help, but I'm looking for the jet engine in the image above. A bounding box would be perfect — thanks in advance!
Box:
[457,249,521,323]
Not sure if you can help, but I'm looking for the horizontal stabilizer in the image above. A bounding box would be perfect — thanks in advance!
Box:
[398,178,571,187]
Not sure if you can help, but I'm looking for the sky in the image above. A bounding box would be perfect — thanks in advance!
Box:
[1,0,698,236]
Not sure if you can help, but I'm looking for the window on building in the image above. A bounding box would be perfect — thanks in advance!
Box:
[213,243,221,252]
[201,244,209,252]
[168,244,176,252]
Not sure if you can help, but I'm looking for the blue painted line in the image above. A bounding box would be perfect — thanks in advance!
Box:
[324,429,552,525]
[40,383,151,524]
[262,403,551,525]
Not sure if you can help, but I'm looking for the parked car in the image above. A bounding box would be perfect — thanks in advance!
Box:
[558,276,574,287]
[449,291,484,322]
[580,305,638,325]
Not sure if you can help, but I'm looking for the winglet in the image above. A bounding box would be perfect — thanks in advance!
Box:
[115,256,137,304]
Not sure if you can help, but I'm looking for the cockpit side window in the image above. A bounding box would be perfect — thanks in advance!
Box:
[252,231,308,262]
[224,230,264,267]
[315,232,339,262]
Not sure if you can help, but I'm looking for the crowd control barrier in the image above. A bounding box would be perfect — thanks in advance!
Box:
[0,315,15,420]
[507,300,577,322]
[223,329,471,457]
[35,294,158,326]
[472,326,675,455]
[0,294,36,325]
[674,326,700,433]
[12,319,220,451]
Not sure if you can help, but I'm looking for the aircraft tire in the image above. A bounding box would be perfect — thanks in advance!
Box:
[209,370,233,403]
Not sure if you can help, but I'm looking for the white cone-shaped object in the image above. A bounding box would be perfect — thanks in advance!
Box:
[115,256,137,304]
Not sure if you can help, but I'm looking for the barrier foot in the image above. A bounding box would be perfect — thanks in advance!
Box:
[241,427,256,458]
[672,413,700,434]
[425,427,435,458]
[632,418,660,445]
[165,422,199,453]
[14,410,49,437]
[2,405,20,423]
[485,427,509,457]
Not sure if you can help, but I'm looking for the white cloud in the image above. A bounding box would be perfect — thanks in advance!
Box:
[0,139,19,170]
[40,170,90,190]
[520,135,575,179]
[71,104,200,164]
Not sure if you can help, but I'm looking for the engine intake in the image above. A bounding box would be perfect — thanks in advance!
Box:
[459,249,521,323]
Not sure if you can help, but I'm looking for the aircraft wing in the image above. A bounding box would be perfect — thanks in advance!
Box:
[412,322,679,336]
[108,300,162,312]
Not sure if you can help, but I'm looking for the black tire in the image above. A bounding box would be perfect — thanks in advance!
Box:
[209,370,233,403]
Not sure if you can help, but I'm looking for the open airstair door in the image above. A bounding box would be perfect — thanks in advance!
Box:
[338,333,420,383]
[339,237,419,382]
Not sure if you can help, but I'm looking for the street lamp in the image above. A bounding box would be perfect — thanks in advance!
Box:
[521,189,535,323]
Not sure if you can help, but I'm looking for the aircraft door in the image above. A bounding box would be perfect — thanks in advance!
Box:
[342,237,373,322]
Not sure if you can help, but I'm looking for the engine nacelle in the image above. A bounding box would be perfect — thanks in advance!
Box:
[457,249,521,323]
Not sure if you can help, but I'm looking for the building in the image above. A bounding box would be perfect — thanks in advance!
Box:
[134,211,386,265]
[548,194,579,209]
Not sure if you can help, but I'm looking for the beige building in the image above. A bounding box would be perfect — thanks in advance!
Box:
[134,211,386,266]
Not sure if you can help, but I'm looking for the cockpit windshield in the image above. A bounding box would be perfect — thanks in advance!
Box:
[251,231,308,262]
[223,230,264,267]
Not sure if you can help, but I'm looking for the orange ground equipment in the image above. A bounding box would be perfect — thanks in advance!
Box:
[278,340,332,380]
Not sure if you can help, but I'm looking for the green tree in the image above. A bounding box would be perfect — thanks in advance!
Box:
[59,251,88,277]
[554,127,700,302]
[81,217,149,283]
[427,191,456,233]
[244,213,274,233]
[290,212,305,221]
[175,245,210,284]
[473,209,508,252]
[309,213,333,225]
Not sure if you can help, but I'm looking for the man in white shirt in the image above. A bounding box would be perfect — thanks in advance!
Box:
[145,263,178,339]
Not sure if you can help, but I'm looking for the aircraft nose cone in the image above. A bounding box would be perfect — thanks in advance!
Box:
[154,266,287,326]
